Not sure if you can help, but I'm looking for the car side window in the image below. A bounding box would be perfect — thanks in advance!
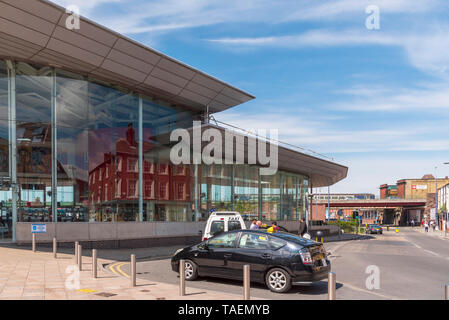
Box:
[269,237,286,250]
[239,233,270,249]
[208,232,239,249]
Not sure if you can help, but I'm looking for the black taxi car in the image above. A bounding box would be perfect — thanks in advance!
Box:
[171,229,330,293]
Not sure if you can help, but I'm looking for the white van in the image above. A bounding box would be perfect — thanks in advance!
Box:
[202,211,246,241]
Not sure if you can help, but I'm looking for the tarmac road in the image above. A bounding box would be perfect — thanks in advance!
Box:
[108,228,449,300]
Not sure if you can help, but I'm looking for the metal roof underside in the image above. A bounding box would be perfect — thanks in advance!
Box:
[0,0,255,113]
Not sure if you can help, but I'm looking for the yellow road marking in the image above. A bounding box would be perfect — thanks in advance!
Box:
[108,262,129,278]
[116,262,130,278]
[77,288,98,293]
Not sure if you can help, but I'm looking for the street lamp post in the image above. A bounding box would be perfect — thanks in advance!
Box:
[444,163,449,236]
[435,166,438,231]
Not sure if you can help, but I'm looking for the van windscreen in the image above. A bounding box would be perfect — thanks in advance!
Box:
[228,220,242,231]
[210,221,225,236]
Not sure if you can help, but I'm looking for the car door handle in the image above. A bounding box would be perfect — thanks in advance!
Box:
[261,253,271,259]
[224,253,233,258]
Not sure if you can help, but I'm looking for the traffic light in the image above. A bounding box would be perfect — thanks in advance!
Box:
[352,211,359,220]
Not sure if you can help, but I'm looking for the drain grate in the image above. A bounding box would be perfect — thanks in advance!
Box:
[156,297,165,300]
[95,292,117,297]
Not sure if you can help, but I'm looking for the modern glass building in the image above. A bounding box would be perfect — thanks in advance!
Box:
[0,0,347,244]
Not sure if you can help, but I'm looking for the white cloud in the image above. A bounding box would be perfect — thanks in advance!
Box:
[216,110,449,155]
[333,83,449,112]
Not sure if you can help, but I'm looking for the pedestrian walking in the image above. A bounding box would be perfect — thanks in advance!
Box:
[298,218,308,237]
[424,221,429,232]
[250,219,259,230]
[411,219,415,228]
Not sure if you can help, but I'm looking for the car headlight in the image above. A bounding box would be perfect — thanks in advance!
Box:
[174,248,183,256]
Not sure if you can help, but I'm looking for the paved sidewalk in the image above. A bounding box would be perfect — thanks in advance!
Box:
[0,245,249,300]
[412,227,449,240]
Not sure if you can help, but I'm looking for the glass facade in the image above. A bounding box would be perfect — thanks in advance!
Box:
[0,58,309,238]
[198,164,308,222]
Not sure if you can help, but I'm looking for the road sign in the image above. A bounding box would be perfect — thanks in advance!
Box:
[31,224,46,234]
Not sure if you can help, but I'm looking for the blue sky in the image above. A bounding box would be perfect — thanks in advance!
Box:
[54,0,449,196]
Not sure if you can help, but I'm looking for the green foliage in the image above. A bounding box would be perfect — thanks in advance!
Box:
[328,219,358,233]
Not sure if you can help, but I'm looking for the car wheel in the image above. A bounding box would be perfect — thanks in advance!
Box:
[265,268,292,293]
[183,260,198,281]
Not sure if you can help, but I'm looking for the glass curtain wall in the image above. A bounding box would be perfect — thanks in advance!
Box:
[200,164,233,218]
[234,165,259,220]
[0,61,11,236]
[1,58,310,225]
[88,80,139,222]
[15,62,52,223]
[56,70,89,222]
[142,97,195,222]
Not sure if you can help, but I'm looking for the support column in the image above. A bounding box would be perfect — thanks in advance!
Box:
[258,171,262,220]
[7,61,17,242]
[194,164,199,222]
[51,69,57,223]
[138,95,143,222]
[231,166,235,211]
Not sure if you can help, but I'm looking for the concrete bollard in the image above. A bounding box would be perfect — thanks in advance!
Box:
[179,259,186,296]
[32,233,36,252]
[243,264,250,300]
[131,254,136,287]
[53,237,57,258]
[92,249,97,279]
[445,284,449,300]
[77,244,82,271]
[74,241,79,263]
[328,272,336,300]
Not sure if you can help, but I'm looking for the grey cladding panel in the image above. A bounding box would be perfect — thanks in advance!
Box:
[1,0,62,23]
[0,17,49,47]
[114,38,160,66]
[52,26,111,56]
[0,2,55,35]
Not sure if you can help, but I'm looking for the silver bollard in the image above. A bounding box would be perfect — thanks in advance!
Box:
[32,233,36,252]
[179,259,186,296]
[243,264,250,300]
[92,249,98,279]
[328,272,336,300]
[74,241,79,263]
[446,284,449,300]
[53,237,57,258]
[131,254,136,287]
[77,244,82,271]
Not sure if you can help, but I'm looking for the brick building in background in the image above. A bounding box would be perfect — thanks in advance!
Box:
[380,175,449,200]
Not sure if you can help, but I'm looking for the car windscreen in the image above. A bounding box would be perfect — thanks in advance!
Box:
[273,232,316,246]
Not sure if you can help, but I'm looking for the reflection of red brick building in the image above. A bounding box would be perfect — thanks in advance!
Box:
[89,138,191,205]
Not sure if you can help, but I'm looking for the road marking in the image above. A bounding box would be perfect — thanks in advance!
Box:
[77,288,98,293]
[424,250,439,256]
[338,281,399,300]
[108,262,129,278]
[116,262,130,278]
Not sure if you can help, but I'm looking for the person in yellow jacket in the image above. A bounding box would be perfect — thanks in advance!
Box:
[266,221,280,234]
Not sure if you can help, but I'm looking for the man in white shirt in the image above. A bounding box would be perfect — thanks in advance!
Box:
[250,219,259,230]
